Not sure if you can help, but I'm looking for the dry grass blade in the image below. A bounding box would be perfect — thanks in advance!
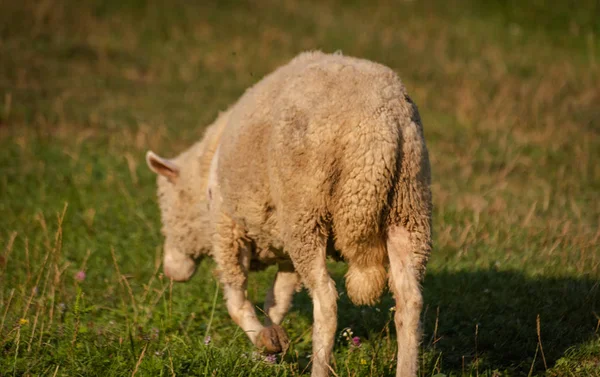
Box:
[536,314,548,370]
[0,231,18,277]
[110,247,139,318]
[0,288,15,337]
[131,343,148,377]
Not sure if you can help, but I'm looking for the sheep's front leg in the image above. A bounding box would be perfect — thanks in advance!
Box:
[218,239,264,345]
[214,215,289,354]
[264,261,301,326]
[387,225,426,377]
[222,272,290,354]
[288,233,337,377]
[222,283,263,342]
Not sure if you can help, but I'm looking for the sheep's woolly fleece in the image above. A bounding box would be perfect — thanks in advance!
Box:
[154,51,429,303]
[148,50,432,377]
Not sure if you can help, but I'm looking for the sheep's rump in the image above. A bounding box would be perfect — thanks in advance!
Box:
[216,51,431,305]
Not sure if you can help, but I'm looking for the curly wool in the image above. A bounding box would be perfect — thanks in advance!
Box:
[210,51,432,304]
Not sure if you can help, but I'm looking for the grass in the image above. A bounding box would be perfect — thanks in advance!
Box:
[1,0,599,375]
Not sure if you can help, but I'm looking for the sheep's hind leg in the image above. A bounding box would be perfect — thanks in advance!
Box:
[286,231,337,377]
[387,224,423,377]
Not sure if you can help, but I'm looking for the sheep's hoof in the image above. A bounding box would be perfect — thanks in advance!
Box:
[256,325,290,354]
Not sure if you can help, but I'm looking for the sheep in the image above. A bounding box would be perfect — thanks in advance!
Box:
[146,50,432,377]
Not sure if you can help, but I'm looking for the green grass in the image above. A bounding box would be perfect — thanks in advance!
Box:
[1,0,599,375]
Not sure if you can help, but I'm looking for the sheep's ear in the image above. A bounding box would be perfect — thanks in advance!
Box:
[146,151,180,183]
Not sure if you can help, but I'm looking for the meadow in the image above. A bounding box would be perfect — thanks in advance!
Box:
[1,0,599,375]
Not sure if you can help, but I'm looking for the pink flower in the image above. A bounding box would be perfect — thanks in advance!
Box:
[75,270,86,282]
[352,336,361,347]
[264,354,277,364]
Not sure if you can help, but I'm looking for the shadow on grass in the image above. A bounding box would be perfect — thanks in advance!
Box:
[286,267,599,374]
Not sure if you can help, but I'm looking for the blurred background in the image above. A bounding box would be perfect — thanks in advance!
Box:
[1,0,599,376]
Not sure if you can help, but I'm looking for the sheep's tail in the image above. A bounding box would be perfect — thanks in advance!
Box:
[343,240,388,306]
[334,98,431,306]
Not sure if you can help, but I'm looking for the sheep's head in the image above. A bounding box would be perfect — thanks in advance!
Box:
[146,150,204,282]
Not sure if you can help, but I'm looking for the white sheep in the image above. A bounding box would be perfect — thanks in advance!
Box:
[146,50,432,377]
